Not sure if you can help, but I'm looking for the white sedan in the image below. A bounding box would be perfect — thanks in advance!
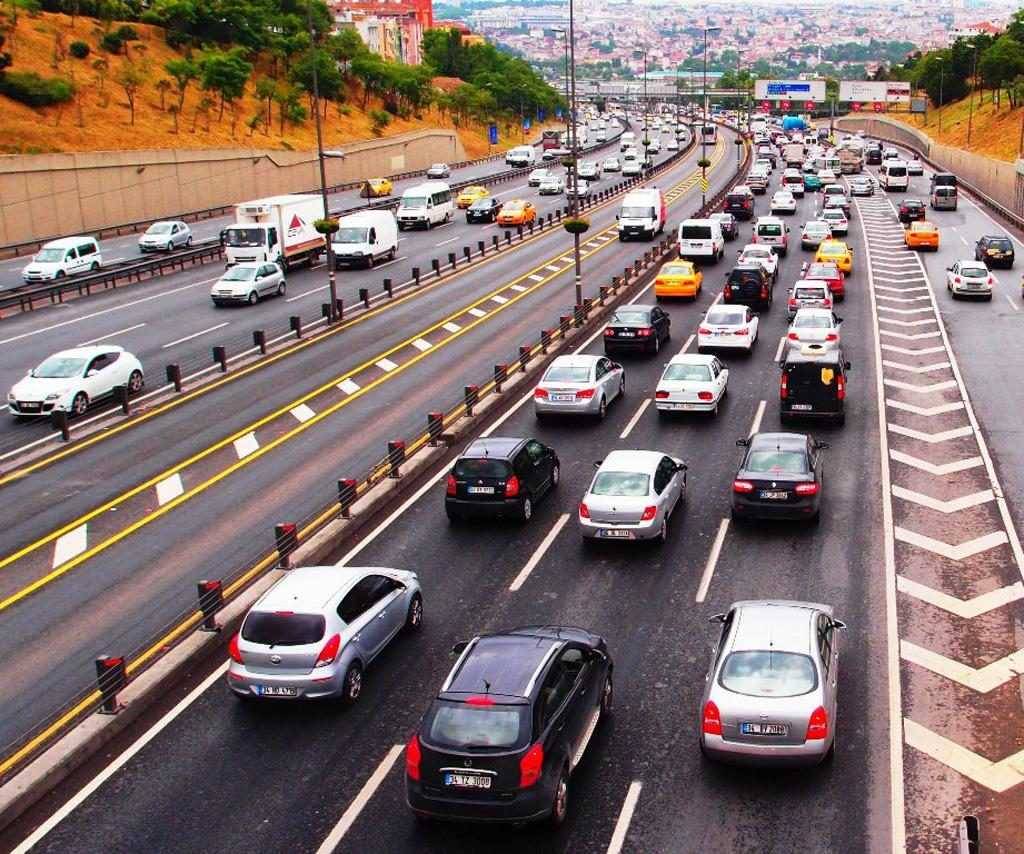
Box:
[907,157,924,176]
[770,190,797,215]
[666,138,679,151]
[697,305,759,353]
[8,345,144,417]
[538,175,566,195]
[787,308,842,350]
[603,157,622,172]
[566,181,592,198]
[737,244,779,282]
[800,220,832,249]
[820,208,849,236]
[946,259,995,300]
[818,169,838,186]
[655,354,729,415]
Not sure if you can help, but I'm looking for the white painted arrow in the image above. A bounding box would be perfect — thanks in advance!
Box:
[886,399,964,416]
[889,450,983,475]
[888,423,974,443]
[905,718,1024,793]
[878,317,938,327]
[901,641,1024,693]
[895,527,1008,561]
[883,378,958,394]
[882,344,947,355]
[897,575,1024,618]
[882,360,951,374]
[880,330,941,341]
[892,485,994,513]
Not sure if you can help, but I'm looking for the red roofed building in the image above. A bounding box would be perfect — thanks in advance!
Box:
[330,0,433,64]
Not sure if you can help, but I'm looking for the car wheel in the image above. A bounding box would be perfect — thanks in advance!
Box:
[127,370,144,394]
[277,280,286,297]
[619,376,626,398]
[549,766,570,827]
[55,270,66,279]
[550,464,560,489]
[90,262,99,272]
[520,495,533,523]
[70,392,88,417]
[342,661,363,705]
[167,241,174,252]
[404,593,423,632]
[247,291,258,305]
[598,397,608,419]
[186,236,193,248]
[653,335,660,354]
[600,671,614,717]
[656,518,668,544]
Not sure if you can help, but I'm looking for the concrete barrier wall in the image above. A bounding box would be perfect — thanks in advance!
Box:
[0,129,467,246]
[835,115,1024,216]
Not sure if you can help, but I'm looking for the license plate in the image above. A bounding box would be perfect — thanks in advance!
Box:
[254,685,298,697]
[741,722,788,736]
[790,404,813,411]
[600,529,633,539]
[760,490,788,500]
[467,486,495,494]
[19,402,40,411]
[445,773,492,789]
[551,394,575,402]
[618,331,635,337]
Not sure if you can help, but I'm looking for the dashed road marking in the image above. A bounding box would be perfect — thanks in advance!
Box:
[233,432,259,459]
[337,378,360,395]
[155,473,184,506]
[375,358,398,372]
[411,338,432,352]
[290,403,316,423]
[52,524,87,569]
[467,307,487,318]
[442,322,461,333]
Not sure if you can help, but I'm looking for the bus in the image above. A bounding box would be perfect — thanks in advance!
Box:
[541,130,562,150]
[700,123,718,145]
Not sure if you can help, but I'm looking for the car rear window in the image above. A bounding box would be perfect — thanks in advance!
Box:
[707,308,745,325]
[988,238,1012,250]
[793,314,832,328]
[745,449,808,473]
[591,471,650,496]
[611,311,649,325]
[795,287,826,299]
[425,700,529,750]
[961,266,987,279]
[454,458,512,478]
[719,651,817,697]
[681,225,712,240]
[757,224,782,237]
[544,365,591,383]
[664,363,711,382]
[242,612,326,646]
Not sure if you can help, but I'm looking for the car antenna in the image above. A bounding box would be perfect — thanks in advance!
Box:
[482,679,491,695]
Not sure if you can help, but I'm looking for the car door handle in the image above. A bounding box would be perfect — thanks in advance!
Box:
[377,611,387,619]
[353,635,360,642]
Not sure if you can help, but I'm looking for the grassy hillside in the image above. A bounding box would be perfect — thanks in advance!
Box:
[891,92,1023,163]
[0,11,543,158]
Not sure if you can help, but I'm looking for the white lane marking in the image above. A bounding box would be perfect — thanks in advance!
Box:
[890,449,984,475]
[0,277,215,346]
[558,256,573,264]
[76,322,147,346]
[10,661,230,854]
[959,234,970,247]
[894,528,1007,561]
[695,518,730,603]
[773,335,785,362]
[902,640,1024,694]
[161,321,229,350]
[619,399,651,439]
[888,424,974,444]
[315,744,405,853]
[233,431,259,459]
[545,264,562,272]
[882,343,946,356]
[897,576,1024,619]
[903,718,1024,793]
[883,378,957,394]
[509,513,570,592]
[442,322,461,333]
[491,294,509,305]
[885,399,964,417]
[285,285,328,303]
[606,780,644,854]
[337,378,360,395]
[375,358,398,372]
[52,523,87,569]
[467,307,487,318]
[372,255,407,270]
[510,285,527,292]
[1005,294,1019,312]
[893,485,994,514]
[435,236,458,247]
[748,399,766,437]
[411,338,432,352]
[155,472,184,506]
[529,274,546,282]
[677,333,694,354]
[290,403,316,423]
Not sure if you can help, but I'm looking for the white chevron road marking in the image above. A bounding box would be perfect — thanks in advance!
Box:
[901,641,1024,693]
[876,295,931,303]
[886,399,965,416]
[877,306,935,315]
[892,485,995,513]
[875,281,928,289]
[904,718,1024,793]
[894,527,1008,561]
[888,423,974,443]
[882,360,951,374]
[884,378,958,394]
[880,330,941,341]
[896,576,1024,618]
[889,450,984,475]
[878,317,938,327]
[882,344,947,355]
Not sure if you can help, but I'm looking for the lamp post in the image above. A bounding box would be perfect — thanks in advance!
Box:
[562,0,582,306]
[642,48,650,175]
[552,28,571,156]
[701,25,721,208]
[967,42,979,145]
[735,49,746,164]
[936,58,945,134]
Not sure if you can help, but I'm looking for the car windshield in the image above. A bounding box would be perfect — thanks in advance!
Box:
[719,651,817,697]
[224,228,265,247]
[544,365,591,383]
[425,700,528,750]
[706,309,744,326]
[744,247,771,258]
[241,612,326,646]
[745,449,808,474]
[463,187,485,195]
[823,211,845,221]
[335,228,369,244]
[591,471,650,496]
[505,202,525,212]
[794,314,832,328]
[470,199,493,209]
[805,223,828,234]
[663,363,711,382]
[402,196,427,209]
[32,356,86,378]
[820,244,844,255]
[146,223,172,234]
[453,458,511,478]
[611,311,649,325]
[430,164,446,171]
[222,266,257,281]
[621,207,655,218]
[34,249,65,262]
[662,264,692,276]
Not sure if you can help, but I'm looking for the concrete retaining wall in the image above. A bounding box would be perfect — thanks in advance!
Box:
[0,129,467,246]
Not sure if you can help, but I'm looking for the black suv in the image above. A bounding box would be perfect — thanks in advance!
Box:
[724,191,755,220]
[406,626,613,826]
[723,263,773,310]
[446,437,559,523]
[865,145,883,165]
[603,304,671,355]
[975,235,1015,269]
[780,344,851,425]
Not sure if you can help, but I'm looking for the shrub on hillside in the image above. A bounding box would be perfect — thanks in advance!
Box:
[116,25,139,42]
[100,32,123,54]
[0,71,74,107]
[69,41,90,59]
[369,108,390,136]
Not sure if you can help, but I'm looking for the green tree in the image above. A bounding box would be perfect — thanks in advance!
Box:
[199,47,252,120]
[114,60,148,125]
[290,46,342,114]
[979,35,1024,105]
[164,57,198,111]
[254,75,276,127]
[328,27,366,76]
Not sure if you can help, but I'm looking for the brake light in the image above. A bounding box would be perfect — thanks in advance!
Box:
[637,327,653,337]
[953,277,961,285]
[519,743,544,788]
[534,387,549,399]
[788,332,799,340]
[406,734,422,781]
[788,298,797,307]
[505,474,520,498]
[655,390,670,399]
[466,695,495,706]
[734,327,749,336]
[229,632,244,665]
[702,700,723,735]
[697,391,714,401]
[640,505,658,521]
[806,706,829,740]
[795,482,820,496]
[315,633,341,668]
[760,285,769,298]
[744,199,752,208]
[446,473,457,496]
[604,327,616,336]
[579,502,590,519]
[825,333,838,342]
[780,372,789,399]
[837,375,846,400]
[732,479,754,493]
[576,388,595,399]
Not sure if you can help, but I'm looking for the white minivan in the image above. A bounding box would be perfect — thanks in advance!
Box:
[505,145,537,167]
[618,188,667,241]
[620,131,637,152]
[879,160,910,191]
[678,218,725,263]
[396,182,453,230]
[331,210,399,268]
[22,236,102,283]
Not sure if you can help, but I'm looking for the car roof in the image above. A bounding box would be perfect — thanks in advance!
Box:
[50,345,125,359]
[749,431,809,451]
[443,632,566,700]
[551,354,600,367]
[257,565,374,611]
[43,236,96,248]
[462,437,525,459]
[599,449,668,473]
[729,600,830,654]
[668,353,717,366]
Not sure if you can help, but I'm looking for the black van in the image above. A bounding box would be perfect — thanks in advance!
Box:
[779,344,851,425]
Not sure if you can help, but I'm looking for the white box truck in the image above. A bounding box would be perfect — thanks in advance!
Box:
[223,194,324,269]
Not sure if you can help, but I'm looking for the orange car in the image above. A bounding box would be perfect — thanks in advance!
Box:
[497,199,537,227]
[905,220,939,251]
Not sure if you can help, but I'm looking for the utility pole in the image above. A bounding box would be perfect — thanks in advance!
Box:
[567,0,582,306]
[937,59,945,133]
[702,25,721,208]
[642,48,649,175]
[967,43,979,145]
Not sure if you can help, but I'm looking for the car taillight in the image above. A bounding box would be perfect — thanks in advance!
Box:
[806,706,829,740]
[953,277,961,284]
[780,373,789,399]
[505,474,520,498]
[519,743,544,788]
[732,479,754,493]
[579,502,590,519]
[744,199,752,208]
[697,391,714,401]
[837,375,846,400]
[788,332,799,340]
[640,505,658,521]
[604,327,616,336]
[734,327,749,336]
[825,333,838,342]
[788,298,797,307]
[795,482,820,496]
[702,700,723,735]
[534,387,549,399]
[637,327,653,337]
[228,632,244,665]
[406,733,422,781]
[823,299,832,308]
[315,633,341,668]
[655,390,670,399]
[760,285,769,298]
[446,473,457,496]
[576,388,595,399]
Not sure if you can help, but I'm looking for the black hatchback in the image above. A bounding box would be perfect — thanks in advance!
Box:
[975,235,1015,269]
[723,264,773,310]
[406,626,613,826]
[467,197,503,223]
[898,199,926,225]
[732,431,827,523]
[446,437,559,523]
[724,191,755,220]
[780,344,851,425]
[603,304,671,355]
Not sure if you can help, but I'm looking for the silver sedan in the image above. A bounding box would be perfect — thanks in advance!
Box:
[534,354,625,420]
[578,449,686,543]
[700,599,845,766]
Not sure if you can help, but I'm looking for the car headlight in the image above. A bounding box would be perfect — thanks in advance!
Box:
[7,393,15,401]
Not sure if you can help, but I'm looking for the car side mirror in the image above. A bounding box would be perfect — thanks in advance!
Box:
[451,641,469,657]
[835,316,843,324]
[815,441,831,450]
[831,619,847,630]
[735,438,750,447]
[708,613,726,624]
[676,463,688,473]
[845,361,852,371]
[593,460,603,470]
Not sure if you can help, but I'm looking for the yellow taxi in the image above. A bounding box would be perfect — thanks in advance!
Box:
[457,185,490,209]
[815,239,853,274]
[654,260,703,300]
[905,220,940,251]
[497,199,536,226]
[362,177,393,197]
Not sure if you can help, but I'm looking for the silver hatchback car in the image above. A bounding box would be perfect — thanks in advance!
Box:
[534,354,625,420]
[699,600,845,766]
[227,565,422,703]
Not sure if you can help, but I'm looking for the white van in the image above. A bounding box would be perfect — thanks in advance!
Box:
[620,131,637,152]
[506,145,537,167]
[754,215,790,256]
[331,210,399,268]
[22,236,102,283]
[396,182,453,230]
[617,188,667,241]
[678,218,725,262]
[879,160,910,192]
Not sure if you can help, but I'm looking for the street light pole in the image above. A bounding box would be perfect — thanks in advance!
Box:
[642,48,649,175]
[567,0,582,306]
[735,49,745,165]
[701,25,721,208]
[937,60,945,134]
[967,43,979,145]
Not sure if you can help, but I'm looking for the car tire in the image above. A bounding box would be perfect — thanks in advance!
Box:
[600,671,614,718]
[550,464,560,489]
[341,662,363,706]
[277,281,286,297]
[404,593,423,632]
[656,518,668,544]
[520,495,534,523]
[55,270,66,279]
[167,241,174,252]
[71,392,88,417]
[653,335,660,354]
[247,291,258,305]
[597,397,608,420]
[186,236,193,248]
[127,370,144,394]
[549,766,570,828]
